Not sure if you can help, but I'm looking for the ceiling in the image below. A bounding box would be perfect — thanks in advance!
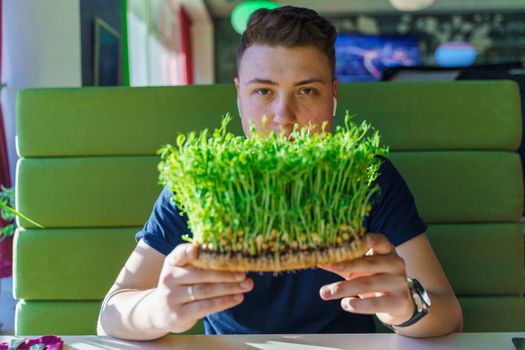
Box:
[203,0,525,18]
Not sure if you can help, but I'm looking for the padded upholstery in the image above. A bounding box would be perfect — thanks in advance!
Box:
[14,81,524,334]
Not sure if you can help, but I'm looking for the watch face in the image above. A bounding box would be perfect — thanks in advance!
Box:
[391,277,431,328]
[421,289,431,307]
[412,278,431,308]
[413,293,425,312]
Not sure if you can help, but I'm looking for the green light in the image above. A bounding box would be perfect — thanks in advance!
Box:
[231,1,279,35]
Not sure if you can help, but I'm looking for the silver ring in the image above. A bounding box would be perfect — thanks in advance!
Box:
[187,285,196,302]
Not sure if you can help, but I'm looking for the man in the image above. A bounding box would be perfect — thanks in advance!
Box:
[97,6,463,340]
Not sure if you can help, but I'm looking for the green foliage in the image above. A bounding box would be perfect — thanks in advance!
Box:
[0,185,44,241]
[0,185,15,241]
[158,112,388,256]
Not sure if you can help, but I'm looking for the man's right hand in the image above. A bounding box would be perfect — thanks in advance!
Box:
[152,243,253,333]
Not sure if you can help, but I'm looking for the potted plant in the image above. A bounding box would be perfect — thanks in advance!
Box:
[0,185,42,239]
[158,113,387,272]
[0,185,15,241]
[0,185,43,295]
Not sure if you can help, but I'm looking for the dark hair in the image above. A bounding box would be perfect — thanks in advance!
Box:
[236,6,337,77]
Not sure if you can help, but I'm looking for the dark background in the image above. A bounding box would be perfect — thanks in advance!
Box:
[80,0,122,86]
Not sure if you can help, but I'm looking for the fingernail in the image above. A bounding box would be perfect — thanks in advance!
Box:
[342,302,351,311]
[320,287,332,298]
[235,273,245,281]
[234,294,243,302]
[240,280,251,290]
[185,245,194,257]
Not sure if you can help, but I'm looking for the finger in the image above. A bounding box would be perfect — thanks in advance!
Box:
[366,233,395,255]
[340,295,414,321]
[171,267,247,285]
[318,254,406,279]
[320,274,408,301]
[173,279,253,304]
[179,294,245,321]
[166,243,199,267]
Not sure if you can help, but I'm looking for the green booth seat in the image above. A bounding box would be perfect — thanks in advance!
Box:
[14,81,524,335]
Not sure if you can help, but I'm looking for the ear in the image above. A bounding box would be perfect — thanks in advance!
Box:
[332,78,339,117]
[332,78,339,101]
[234,77,240,92]
[234,77,242,118]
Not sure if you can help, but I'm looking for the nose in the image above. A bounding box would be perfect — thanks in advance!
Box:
[272,97,295,128]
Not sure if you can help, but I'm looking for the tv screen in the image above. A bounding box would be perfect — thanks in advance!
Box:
[335,34,420,82]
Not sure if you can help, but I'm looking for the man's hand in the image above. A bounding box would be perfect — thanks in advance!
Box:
[318,233,415,326]
[152,243,254,333]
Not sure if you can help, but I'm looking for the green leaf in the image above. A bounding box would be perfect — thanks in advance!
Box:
[0,201,44,228]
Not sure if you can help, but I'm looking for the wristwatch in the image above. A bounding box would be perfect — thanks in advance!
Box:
[383,277,431,331]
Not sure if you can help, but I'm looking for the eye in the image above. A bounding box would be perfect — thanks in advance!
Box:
[254,88,271,96]
[299,88,318,96]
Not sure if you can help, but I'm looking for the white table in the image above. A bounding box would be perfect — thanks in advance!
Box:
[1,333,524,350]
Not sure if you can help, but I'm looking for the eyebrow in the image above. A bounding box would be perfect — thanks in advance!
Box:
[245,78,327,86]
[294,78,327,86]
[245,78,278,86]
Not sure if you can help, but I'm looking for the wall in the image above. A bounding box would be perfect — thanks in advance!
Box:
[214,11,525,83]
[2,0,82,184]
[127,0,214,86]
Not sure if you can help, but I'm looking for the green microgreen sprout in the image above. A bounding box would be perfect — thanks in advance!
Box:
[157,112,388,257]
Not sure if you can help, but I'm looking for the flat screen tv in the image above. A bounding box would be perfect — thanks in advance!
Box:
[335,34,420,82]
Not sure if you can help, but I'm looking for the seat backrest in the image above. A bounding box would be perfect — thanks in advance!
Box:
[14,81,524,335]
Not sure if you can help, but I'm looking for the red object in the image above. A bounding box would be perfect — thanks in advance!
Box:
[0,335,63,349]
[178,5,193,85]
[0,236,13,278]
[0,0,14,279]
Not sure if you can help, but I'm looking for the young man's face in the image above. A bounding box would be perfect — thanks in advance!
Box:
[234,44,338,137]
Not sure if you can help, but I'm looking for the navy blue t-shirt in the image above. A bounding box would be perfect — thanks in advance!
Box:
[135,156,427,334]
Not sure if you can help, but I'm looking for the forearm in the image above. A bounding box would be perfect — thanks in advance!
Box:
[389,290,463,338]
[97,288,171,341]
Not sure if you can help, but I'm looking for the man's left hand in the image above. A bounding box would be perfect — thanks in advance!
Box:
[318,233,415,326]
